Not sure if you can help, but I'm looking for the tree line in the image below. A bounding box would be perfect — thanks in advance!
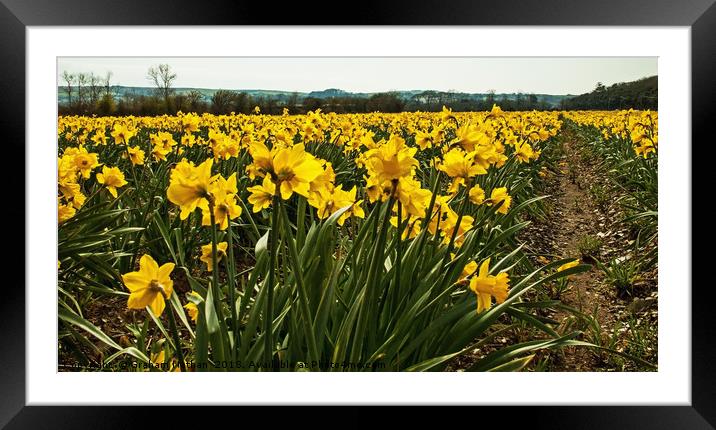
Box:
[561,76,657,110]
[59,64,657,116]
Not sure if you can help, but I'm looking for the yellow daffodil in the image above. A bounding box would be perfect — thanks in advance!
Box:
[364,135,418,183]
[487,187,512,214]
[469,258,510,313]
[182,133,196,147]
[271,144,324,200]
[469,184,486,205]
[92,130,106,145]
[513,140,534,163]
[111,123,137,145]
[441,210,474,247]
[181,113,200,133]
[122,254,175,317]
[184,291,202,323]
[96,166,128,198]
[151,131,177,152]
[309,185,365,225]
[167,158,213,220]
[395,177,432,218]
[439,148,487,180]
[415,130,433,150]
[390,214,422,240]
[439,105,456,124]
[457,260,478,283]
[127,146,145,165]
[247,176,276,212]
[486,104,505,119]
[58,202,76,223]
[152,145,171,161]
[73,147,100,179]
[198,174,242,230]
[200,242,228,271]
[58,181,86,209]
[247,141,276,179]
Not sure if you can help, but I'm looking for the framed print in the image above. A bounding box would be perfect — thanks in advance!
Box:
[2,0,712,427]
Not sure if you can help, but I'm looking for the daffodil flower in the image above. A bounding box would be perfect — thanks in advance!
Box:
[96,166,128,198]
[487,187,512,214]
[247,176,276,212]
[167,158,213,220]
[469,258,510,313]
[268,144,324,200]
[199,242,228,272]
[122,254,175,317]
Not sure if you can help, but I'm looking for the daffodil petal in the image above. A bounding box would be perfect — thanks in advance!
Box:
[122,272,149,292]
[127,288,156,310]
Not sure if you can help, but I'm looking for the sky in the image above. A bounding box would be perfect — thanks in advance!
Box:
[57,57,657,95]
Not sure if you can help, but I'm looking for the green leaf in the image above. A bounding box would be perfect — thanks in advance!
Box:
[59,307,121,351]
[104,347,151,365]
[486,354,535,372]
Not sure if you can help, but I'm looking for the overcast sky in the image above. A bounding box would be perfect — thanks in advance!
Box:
[57,57,657,95]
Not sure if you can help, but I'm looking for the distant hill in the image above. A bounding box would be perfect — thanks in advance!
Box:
[562,76,657,110]
[57,85,573,108]
[57,86,304,103]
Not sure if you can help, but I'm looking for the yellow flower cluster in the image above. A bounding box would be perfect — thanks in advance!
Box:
[58,145,129,222]
[565,109,658,158]
[58,107,558,239]
[166,159,242,230]
[58,107,565,316]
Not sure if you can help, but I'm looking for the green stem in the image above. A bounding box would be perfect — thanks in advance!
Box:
[166,299,187,372]
[225,213,238,358]
[296,196,306,250]
[350,196,394,362]
[265,192,281,369]
[279,204,320,366]
[440,180,473,270]
[392,201,402,310]
[208,200,224,322]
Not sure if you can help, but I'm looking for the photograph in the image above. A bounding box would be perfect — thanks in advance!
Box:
[56,56,659,373]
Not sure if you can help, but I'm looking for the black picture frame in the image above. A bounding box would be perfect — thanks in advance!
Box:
[2,0,711,427]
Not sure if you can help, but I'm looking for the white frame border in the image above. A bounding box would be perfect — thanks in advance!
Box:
[27,27,690,405]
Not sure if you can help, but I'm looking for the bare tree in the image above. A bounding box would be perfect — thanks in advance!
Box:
[103,71,113,97]
[61,71,75,107]
[88,73,101,106]
[77,73,88,108]
[286,92,298,113]
[211,90,237,114]
[485,89,496,107]
[147,64,177,107]
[187,90,204,111]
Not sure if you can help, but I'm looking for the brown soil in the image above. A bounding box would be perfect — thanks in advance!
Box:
[59,249,256,371]
[538,134,619,370]
[449,126,658,372]
[519,128,657,371]
[59,265,193,371]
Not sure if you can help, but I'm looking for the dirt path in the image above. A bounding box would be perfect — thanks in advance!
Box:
[449,128,634,372]
[543,134,619,371]
[520,126,658,371]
